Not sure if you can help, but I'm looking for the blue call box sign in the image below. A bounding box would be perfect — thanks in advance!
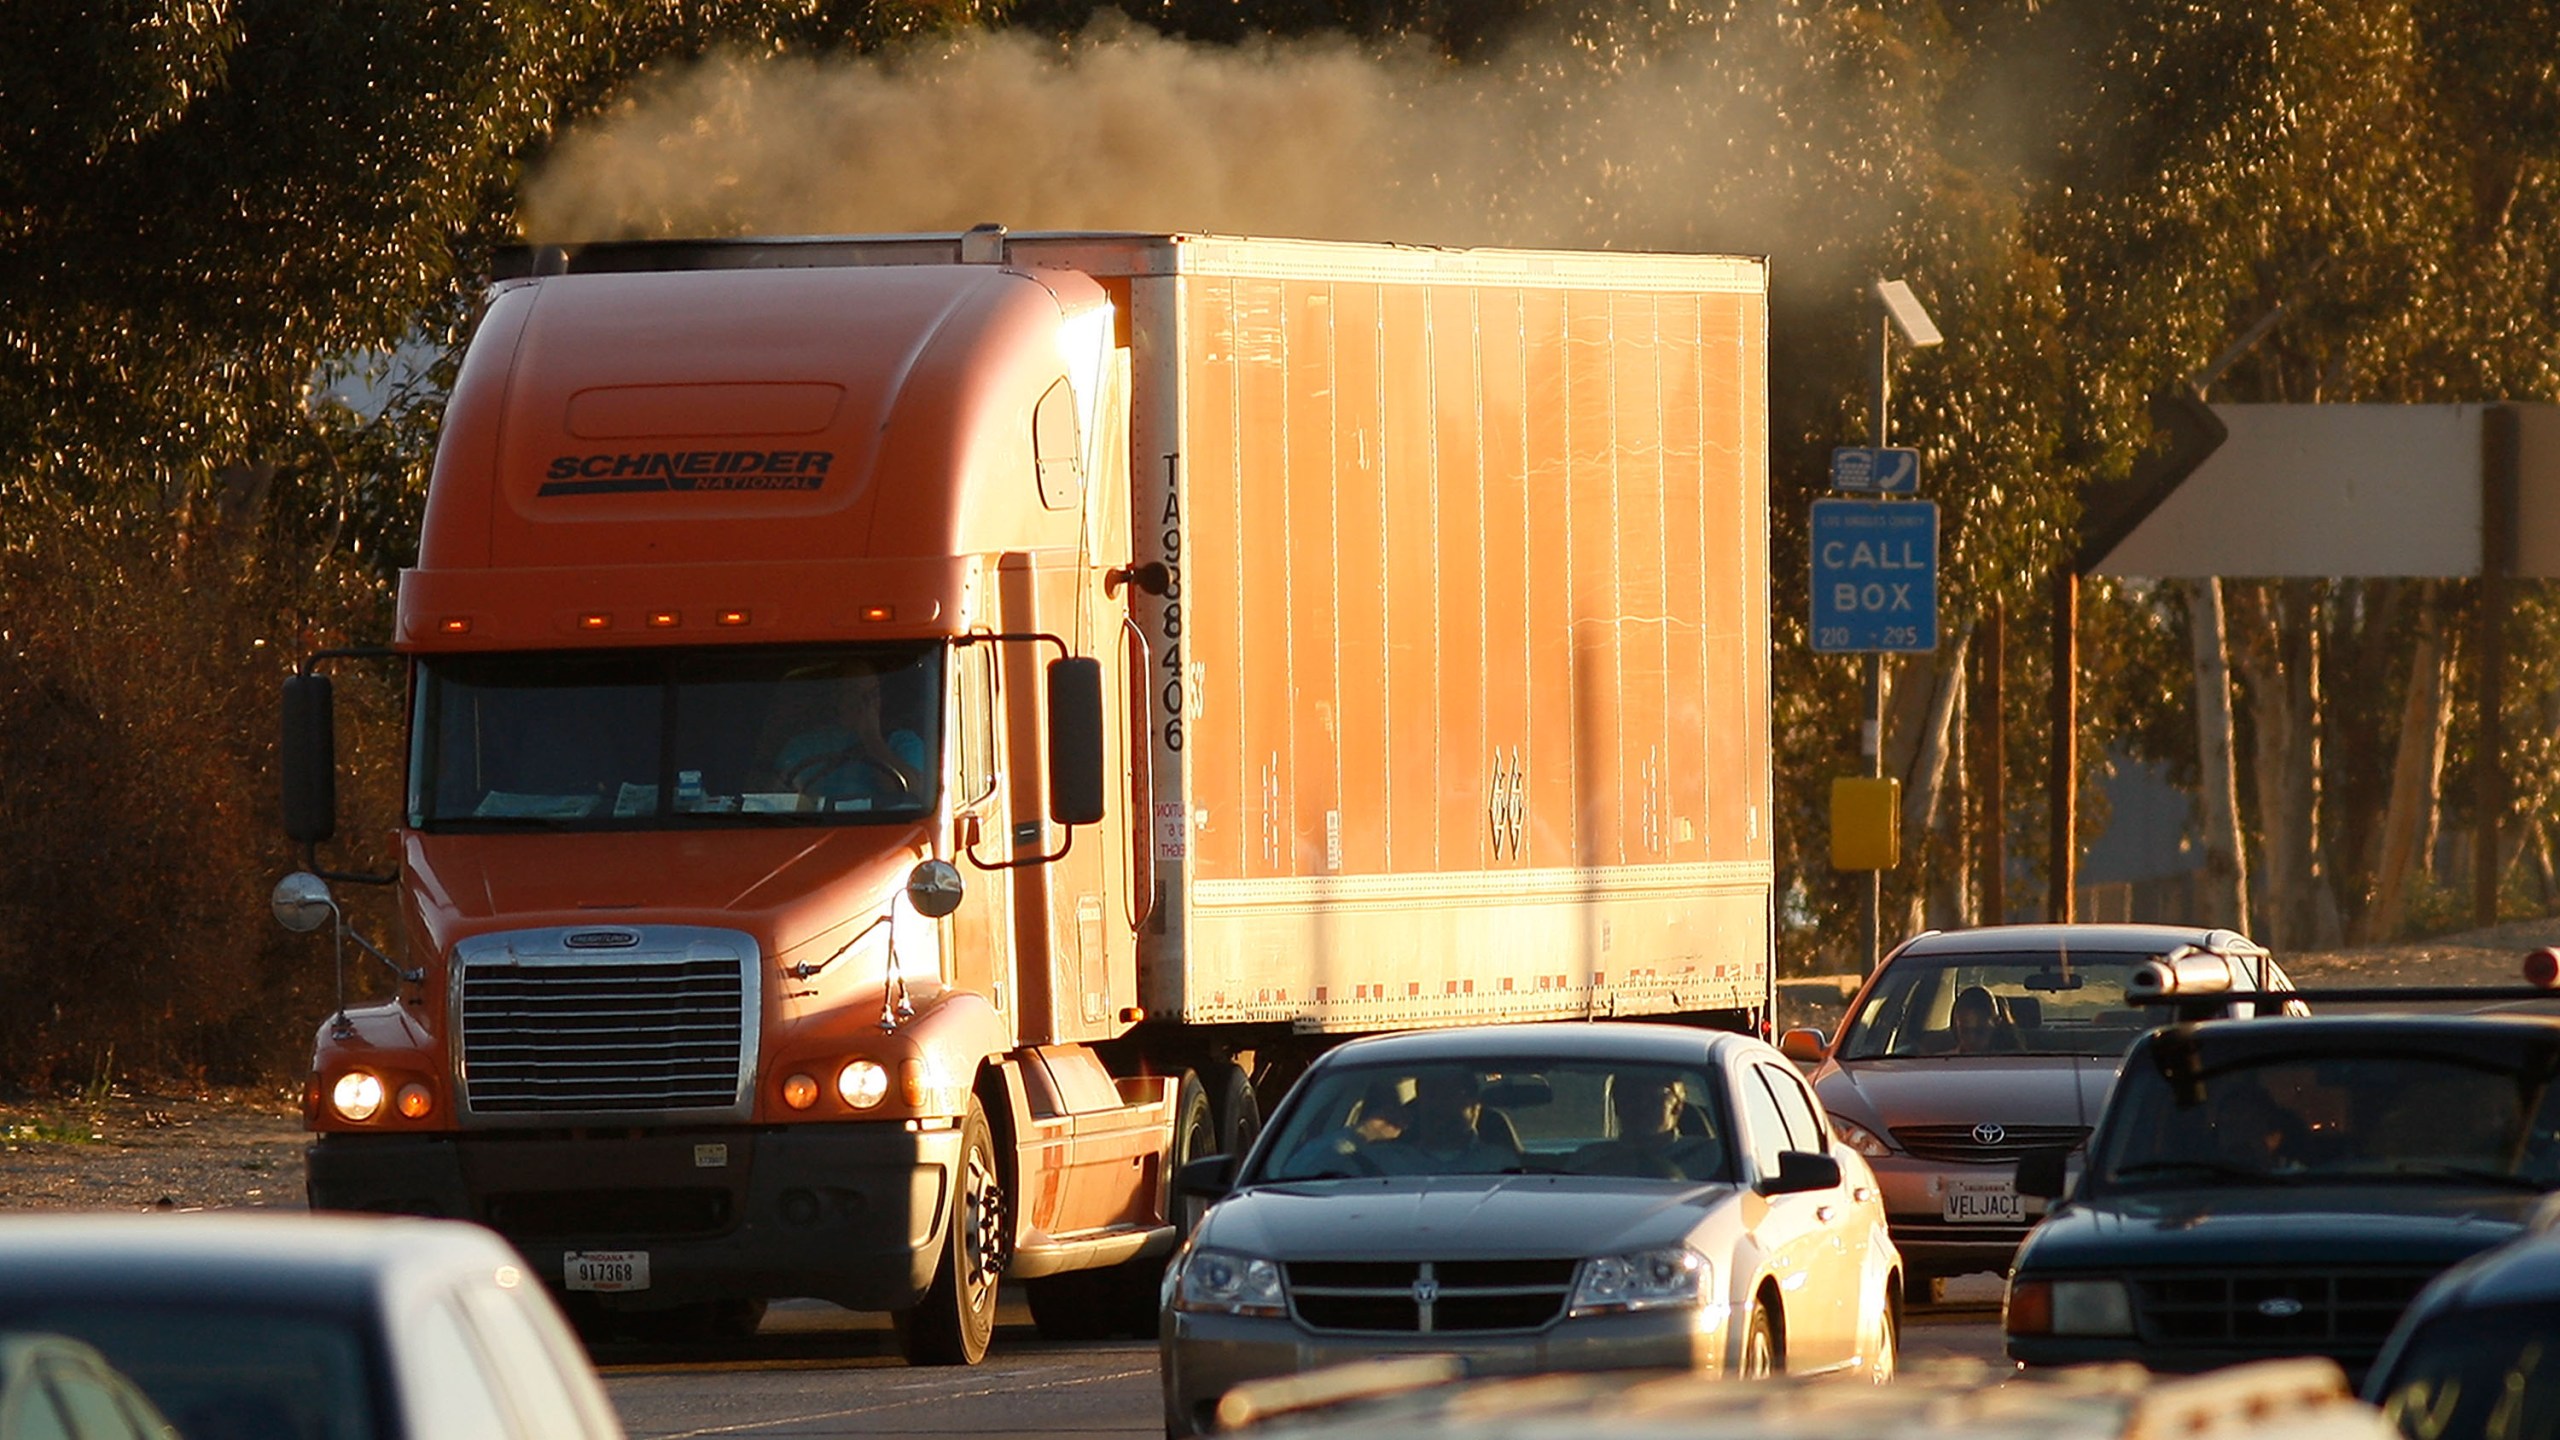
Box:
[1811,499,1938,653]
[1830,446,1921,494]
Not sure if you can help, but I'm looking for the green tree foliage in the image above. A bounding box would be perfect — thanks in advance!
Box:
[0,0,990,1085]
[9,0,2560,1074]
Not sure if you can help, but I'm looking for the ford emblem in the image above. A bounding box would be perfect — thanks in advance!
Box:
[1972,1123,2007,1146]
[2258,1297,2305,1318]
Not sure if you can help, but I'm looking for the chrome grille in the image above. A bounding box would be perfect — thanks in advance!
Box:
[1286,1259,1578,1334]
[2133,1268,2436,1353]
[1891,1123,2089,1164]
[455,928,758,1121]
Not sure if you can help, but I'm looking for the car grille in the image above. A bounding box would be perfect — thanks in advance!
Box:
[1287,1259,1579,1334]
[456,929,757,1120]
[2133,1268,2437,1353]
[1891,1123,2089,1164]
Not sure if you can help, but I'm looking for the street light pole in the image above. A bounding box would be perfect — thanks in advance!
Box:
[1861,279,1940,973]
[1865,315,1890,973]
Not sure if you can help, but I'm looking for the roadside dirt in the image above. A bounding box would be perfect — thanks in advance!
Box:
[0,1085,307,1212]
[10,919,2560,1215]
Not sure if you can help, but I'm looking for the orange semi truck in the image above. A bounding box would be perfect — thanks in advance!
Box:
[274,229,1776,1364]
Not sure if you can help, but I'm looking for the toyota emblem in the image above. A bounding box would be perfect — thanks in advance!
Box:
[1972,1122,2007,1146]
[2258,1297,2305,1318]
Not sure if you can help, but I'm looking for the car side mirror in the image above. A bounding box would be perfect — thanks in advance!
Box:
[2016,1147,2072,1201]
[1177,1153,1236,1201]
[1778,1028,1828,1064]
[1760,1149,1842,1196]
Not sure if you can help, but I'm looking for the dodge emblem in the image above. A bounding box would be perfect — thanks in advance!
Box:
[1412,1277,1440,1305]
[1972,1123,2007,1146]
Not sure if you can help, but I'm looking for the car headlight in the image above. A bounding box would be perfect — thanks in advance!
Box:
[2005,1277,2133,1336]
[1569,1247,1708,1316]
[1173,1248,1286,1317]
[1830,1115,1893,1158]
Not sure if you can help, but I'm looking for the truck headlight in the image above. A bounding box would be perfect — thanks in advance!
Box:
[1570,1247,1708,1316]
[1173,1249,1286,1317]
[2006,1277,2134,1336]
[837,1059,890,1109]
[330,1070,385,1123]
[1829,1116,1893,1158]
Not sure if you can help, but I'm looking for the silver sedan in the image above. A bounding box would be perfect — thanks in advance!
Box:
[1159,1022,1901,1436]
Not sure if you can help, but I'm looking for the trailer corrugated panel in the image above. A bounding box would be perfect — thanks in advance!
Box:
[1082,238,1772,1033]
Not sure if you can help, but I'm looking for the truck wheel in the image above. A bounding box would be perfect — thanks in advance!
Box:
[1213,1064,1261,1156]
[1171,1072,1217,1236]
[900,1097,1004,1365]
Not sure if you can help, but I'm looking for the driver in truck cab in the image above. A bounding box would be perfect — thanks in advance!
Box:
[774,664,928,810]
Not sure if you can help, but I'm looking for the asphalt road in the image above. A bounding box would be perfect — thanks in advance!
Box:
[599,1299,2012,1439]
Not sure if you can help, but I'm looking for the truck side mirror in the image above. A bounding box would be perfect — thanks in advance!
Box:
[281,673,338,845]
[1046,657,1106,826]
[1778,1028,1828,1064]
[2015,1147,2072,1201]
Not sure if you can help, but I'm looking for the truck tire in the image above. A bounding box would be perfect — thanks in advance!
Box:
[1213,1063,1261,1157]
[1171,1072,1217,1236]
[900,1096,1004,1365]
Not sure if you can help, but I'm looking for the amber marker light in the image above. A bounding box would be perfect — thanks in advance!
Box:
[330,1071,385,1123]
[782,1073,820,1110]
[578,612,612,631]
[438,616,472,635]
[395,1083,434,1120]
[859,604,896,623]
[717,608,752,627]
[647,610,681,629]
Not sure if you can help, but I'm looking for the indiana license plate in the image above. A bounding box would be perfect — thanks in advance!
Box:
[564,1250,651,1292]
[1942,1179,2023,1223]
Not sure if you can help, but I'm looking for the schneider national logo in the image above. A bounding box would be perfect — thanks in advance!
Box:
[539,449,833,496]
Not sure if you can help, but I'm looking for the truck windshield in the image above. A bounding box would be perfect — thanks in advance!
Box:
[409,645,942,830]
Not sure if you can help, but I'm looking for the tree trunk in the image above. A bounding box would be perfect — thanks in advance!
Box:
[2368,586,2450,941]
[2233,581,2341,948]
[1897,621,1973,936]
[2185,578,2250,931]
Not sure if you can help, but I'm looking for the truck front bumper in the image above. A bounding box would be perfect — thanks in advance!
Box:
[307,1122,962,1311]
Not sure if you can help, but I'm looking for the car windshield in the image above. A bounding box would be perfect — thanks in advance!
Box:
[410,644,942,830]
[0,1299,380,1440]
[2094,1051,2560,1189]
[1836,952,2182,1059]
[1250,1059,1736,1184]
[2374,1304,2560,1439]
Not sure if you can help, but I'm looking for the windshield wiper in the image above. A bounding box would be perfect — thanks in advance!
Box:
[2110,1159,2296,1184]
[2382,1162,2547,1191]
